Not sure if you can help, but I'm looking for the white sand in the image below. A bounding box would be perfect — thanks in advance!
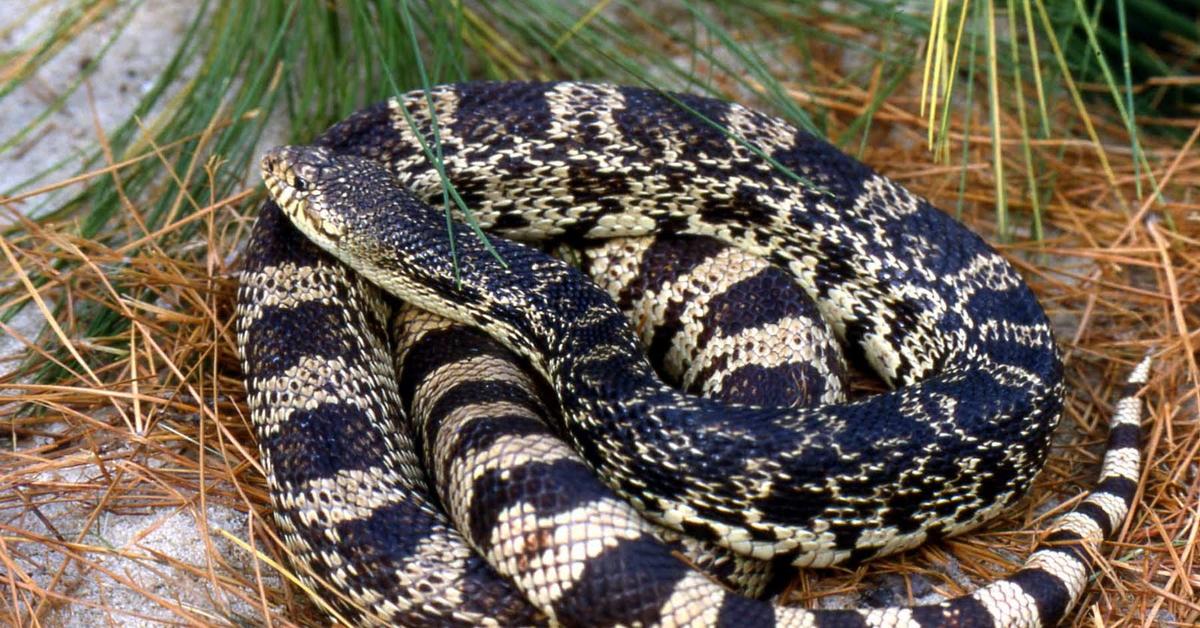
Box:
[3,2,283,625]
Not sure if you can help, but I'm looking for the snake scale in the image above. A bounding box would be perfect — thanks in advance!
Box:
[236,81,1150,627]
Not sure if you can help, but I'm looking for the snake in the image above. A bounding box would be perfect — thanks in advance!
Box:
[236,81,1150,627]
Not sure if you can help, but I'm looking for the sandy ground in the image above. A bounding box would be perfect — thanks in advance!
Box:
[3,2,283,625]
[2,2,198,196]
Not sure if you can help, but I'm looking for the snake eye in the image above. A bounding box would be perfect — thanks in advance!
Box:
[291,175,308,192]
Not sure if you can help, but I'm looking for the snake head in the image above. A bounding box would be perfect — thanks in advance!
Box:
[260,145,361,246]
[260,144,457,298]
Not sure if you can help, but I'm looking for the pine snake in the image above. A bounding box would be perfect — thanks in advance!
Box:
[236,81,1149,626]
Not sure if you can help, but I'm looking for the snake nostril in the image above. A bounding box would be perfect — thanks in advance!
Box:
[261,153,280,175]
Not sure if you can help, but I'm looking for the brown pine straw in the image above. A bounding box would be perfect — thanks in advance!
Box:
[1,77,1197,628]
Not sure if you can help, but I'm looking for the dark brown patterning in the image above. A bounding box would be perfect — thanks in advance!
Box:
[238,81,1150,627]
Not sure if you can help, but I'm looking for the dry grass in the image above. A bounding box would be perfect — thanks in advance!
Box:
[1,37,1197,628]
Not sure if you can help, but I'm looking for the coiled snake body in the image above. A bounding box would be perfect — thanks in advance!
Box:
[237,81,1149,626]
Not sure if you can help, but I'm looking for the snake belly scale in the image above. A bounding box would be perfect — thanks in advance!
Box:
[236,81,1149,627]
